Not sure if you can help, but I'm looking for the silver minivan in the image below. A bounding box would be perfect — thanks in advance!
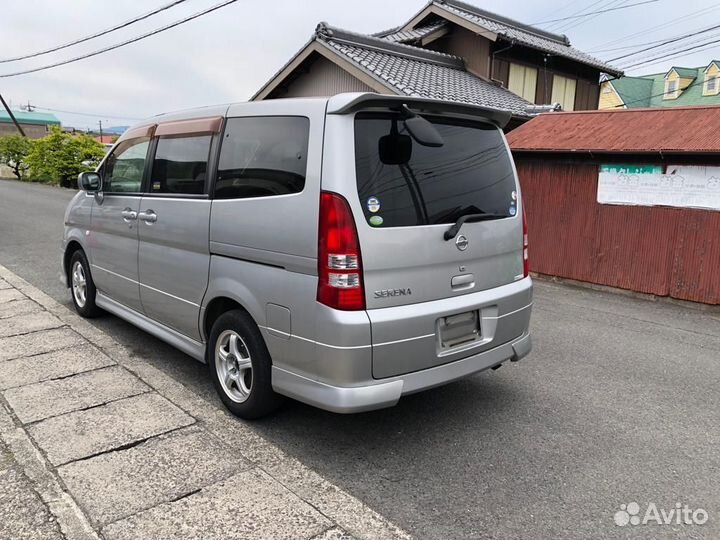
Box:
[62,93,532,419]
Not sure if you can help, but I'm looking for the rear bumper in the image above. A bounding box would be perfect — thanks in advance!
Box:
[272,331,531,413]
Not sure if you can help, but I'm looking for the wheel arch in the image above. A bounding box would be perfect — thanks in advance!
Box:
[202,296,256,344]
[63,240,85,288]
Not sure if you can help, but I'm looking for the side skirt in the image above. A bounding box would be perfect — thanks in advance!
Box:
[96,293,206,362]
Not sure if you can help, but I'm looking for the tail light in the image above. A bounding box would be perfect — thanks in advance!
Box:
[317,191,365,310]
[522,205,529,277]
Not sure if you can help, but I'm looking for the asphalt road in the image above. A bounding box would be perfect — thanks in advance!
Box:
[2,178,719,540]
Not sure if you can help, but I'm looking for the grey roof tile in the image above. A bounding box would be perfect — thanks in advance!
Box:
[435,0,621,75]
[319,28,533,116]
[379,21,448,43]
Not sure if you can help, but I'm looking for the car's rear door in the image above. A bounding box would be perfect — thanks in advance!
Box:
[324,103,529,378]
[136,117,222,340]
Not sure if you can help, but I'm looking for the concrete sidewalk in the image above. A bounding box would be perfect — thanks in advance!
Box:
[0,265,411,540]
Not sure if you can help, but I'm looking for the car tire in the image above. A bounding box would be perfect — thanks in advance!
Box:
[69,250,101,318]
[207,309,283,419]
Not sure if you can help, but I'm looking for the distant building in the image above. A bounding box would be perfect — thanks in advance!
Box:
[253,0,621,126]
[599,62,720,109]
[95,135,116,145]
[0,110,61,139]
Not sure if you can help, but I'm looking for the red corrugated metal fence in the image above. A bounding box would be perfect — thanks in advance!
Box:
[516,159,720,304]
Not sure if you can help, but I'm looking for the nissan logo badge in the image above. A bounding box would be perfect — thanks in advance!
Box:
[455,234,469,251]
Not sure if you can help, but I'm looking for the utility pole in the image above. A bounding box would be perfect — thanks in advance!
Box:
[21,100,35,112]
[0,93,26,137]
[98,120,103,141]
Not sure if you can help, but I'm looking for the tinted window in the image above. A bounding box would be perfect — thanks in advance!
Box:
[215,116,309,199]
[103,138,149,193]
[355,113,517,228]
[151,135,211,195]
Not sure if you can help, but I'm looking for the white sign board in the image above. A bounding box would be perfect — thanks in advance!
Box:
[597,164,720,210]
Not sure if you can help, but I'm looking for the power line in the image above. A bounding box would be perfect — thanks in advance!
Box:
[609,22,720,62]
[0,0,190,64]
[555,0,631,33]
[32,106,142,121]
[592,31,716,53]
[532,0,656,26]
[620,36,720,69]
[586,4,720,51]
[541,0,608,30]
[541,0,606,30]
[0,0,239,78]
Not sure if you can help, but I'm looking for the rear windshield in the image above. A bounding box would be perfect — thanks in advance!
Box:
[354,113,517,228]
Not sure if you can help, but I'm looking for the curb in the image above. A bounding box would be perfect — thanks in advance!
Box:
[0,264,412,540]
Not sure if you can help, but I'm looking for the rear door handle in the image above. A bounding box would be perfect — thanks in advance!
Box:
[138,210,157,223]
[120,208,137,221]
[451,273,475,290]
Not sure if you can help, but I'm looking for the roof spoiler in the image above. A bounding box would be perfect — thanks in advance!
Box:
[326,93,513,128]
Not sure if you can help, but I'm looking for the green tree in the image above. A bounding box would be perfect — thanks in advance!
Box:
[26,126,106,187]
[0,134,32,180]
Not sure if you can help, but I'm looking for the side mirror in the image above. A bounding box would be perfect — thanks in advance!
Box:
[78,172,102,192]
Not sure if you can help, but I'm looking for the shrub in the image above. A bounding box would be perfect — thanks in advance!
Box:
[0,134,32,180]
[26,126,105,187]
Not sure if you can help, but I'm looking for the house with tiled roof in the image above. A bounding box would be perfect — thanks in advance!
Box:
[252,0,621,126]
[599,61,720,109]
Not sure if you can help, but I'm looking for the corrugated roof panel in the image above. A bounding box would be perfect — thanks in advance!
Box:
[0,110,61,126]
[507,106,720,153]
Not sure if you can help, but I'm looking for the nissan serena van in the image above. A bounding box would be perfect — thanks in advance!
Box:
[63,93,532,419]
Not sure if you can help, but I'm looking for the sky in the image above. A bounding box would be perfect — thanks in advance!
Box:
[1,0,719,130]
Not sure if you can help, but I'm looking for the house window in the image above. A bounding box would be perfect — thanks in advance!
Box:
[704,67,719,96]
[508,63,538,103]
[664,78,679,99]
[551,75,576,111]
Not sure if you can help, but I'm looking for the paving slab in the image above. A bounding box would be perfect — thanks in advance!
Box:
[311,528,356,540]
[0,343,115,391]
[0,327,84,362]
[0,278,10,290]
[59,426,249,526]
[102,468,333,540]
[0,298,41,319]
[28,393,195,466]
[0,311,63,338]
[5,365,150,424]
[0,288,24,303]
[0,443,64,540]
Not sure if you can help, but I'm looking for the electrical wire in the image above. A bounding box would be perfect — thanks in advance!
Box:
[0,0,190,64]
[541,0,609,30]
[586,3,720,51]
[33,106,142,121]
[610,22,720,62]
[531,0,656,27]
[555,0,630,33]
[619,36,720,69]
[0,0,239,78]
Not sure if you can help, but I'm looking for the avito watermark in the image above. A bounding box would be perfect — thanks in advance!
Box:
[614,502,708,527]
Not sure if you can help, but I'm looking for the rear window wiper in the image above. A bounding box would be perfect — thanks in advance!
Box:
[443,212,507,241]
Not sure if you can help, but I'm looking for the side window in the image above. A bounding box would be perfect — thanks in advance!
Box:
[103,138,149,193]
[150,135,212,195]
[215,116,309,199]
